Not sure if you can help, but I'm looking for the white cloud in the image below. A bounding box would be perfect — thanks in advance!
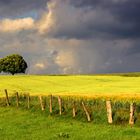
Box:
[0,17,35,32]
[35,63,45,69]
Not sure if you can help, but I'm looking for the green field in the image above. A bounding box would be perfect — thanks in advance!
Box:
[0,107,140,140]
[0,74,140,99]
[1,74,140,140]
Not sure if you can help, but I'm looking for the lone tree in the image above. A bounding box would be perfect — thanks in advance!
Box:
[0,54,28,75]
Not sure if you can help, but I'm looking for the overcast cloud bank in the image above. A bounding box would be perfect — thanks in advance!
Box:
[0,0,140,74]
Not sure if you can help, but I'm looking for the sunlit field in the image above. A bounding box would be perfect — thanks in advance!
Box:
[1,73,140,140]
[0,73,140,99]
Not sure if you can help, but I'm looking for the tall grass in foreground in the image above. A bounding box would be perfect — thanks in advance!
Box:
[1,107,140,140]
[1,93,140,126]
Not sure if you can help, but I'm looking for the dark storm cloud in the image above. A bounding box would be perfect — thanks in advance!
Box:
[68,0,140,39]
[126,42,140,55]
[0,0,48,18]
[0,0,140,74]
[1,0,140,39]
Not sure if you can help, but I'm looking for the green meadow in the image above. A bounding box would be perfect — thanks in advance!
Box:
[0,106,140,140]
[0,73,140,140]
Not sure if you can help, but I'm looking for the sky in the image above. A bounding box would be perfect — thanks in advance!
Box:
[0,0,140,74]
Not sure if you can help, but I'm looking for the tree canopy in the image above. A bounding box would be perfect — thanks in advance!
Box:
[0,54,28,75]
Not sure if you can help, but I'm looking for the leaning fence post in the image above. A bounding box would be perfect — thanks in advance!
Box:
[16,92,19,107]
[129,103,135,127]
[106,100,113,124]
[27,93,30,109]
[82,101,91,122]
[72,101,76,118]
[49,95,53,114]
[39,96,45,111]
[4,89,10,106]
[58,96,62,115]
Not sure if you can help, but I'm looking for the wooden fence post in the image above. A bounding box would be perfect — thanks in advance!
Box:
[58,96,62,115]
[129,103,135,126]
[4,89,10,106]
[39,96,45,111]
[49,95,53,114]
[72,101,76,118]
[106,100,113,124]
[16,92,19,107]
[82,101,91,122]
[27,94,30,109]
